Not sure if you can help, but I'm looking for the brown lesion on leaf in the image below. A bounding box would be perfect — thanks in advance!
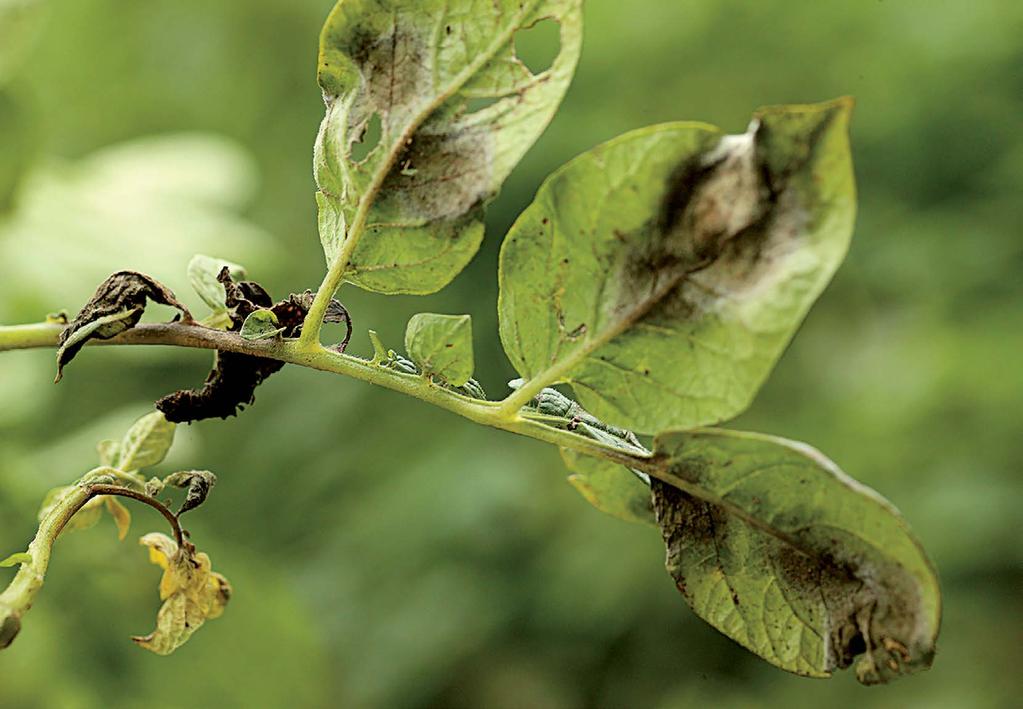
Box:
[376,123,496,223]
[156,269,352,423]
[55,271,192,382]
[651,475,934,684]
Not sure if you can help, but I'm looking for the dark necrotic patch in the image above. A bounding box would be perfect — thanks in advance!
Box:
[156,270,351,423]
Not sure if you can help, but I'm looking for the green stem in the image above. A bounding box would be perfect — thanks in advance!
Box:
[0,322,65,350]
[0,321,827,579]
[0,321,647,464]
[0,481,181,649]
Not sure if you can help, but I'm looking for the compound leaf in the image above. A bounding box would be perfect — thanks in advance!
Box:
[649,428,940,685]
[499,98,856,433]
[404,313,473,386]
[314,0,583,294]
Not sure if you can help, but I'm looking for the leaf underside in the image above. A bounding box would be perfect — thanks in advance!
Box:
[314,0,583,294]
[646,429,940,684]
[499,99,857,434]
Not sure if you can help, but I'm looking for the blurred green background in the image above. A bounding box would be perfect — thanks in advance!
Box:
[1,1,1020,707]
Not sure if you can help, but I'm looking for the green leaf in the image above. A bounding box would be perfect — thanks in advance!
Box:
[240,308,285,341]
[404,313,473,386]
[649,428,940,685]
[118,411,176,472]
[499,98,856,433]
[96,439,121,467]
[314,0,583,294]
[187,254,247,311]
[0,552,30,568]
[560,449,654,527]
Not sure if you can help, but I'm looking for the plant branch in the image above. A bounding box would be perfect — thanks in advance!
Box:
[0,479,183,648]
[0,320,843,593]
[0,320,648,463]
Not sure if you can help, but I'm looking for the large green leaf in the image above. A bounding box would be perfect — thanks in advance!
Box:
[649,428,940,684]
[499,99,856,433]
[314,0,583,294]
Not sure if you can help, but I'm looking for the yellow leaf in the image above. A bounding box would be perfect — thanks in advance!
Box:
[104,497,132,541]
[133,533,231,655]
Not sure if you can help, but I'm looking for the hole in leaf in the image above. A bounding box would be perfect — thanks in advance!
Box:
[514,18,561,75]
[349,113,381,163]
[465,95,502,115]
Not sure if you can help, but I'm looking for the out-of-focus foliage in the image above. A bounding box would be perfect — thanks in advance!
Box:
[0,1,1019,707]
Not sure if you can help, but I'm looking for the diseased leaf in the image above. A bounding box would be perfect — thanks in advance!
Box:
[0,552,30,568]
[155,271,321,423]
[133,533,231,655]
[649,428,940,685]
[499,99,856,433]
[163,471,216,516]
[187,254,247,312]
[118,411,176,472]
[55,308,141,381]
[55,271,193,381]
[404,313,473,386]
[314,0,583,294]
[560,449,654,527]
[240,309,285,341]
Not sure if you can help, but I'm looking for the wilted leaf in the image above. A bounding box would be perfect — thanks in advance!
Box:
[0,552,30,568]
[404,313,473,386]
[133,533,231,655]
[118,411,176,472]
[560,449,654,527]
[649,428,940,685]
[499,99,856,433]
[240,309,285,341]
[104,498,132,541]
[314,0,583,294]
[55,271,193,381]
[155,271,307,423]
[163,470,216,516]
[187,254,247,311]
